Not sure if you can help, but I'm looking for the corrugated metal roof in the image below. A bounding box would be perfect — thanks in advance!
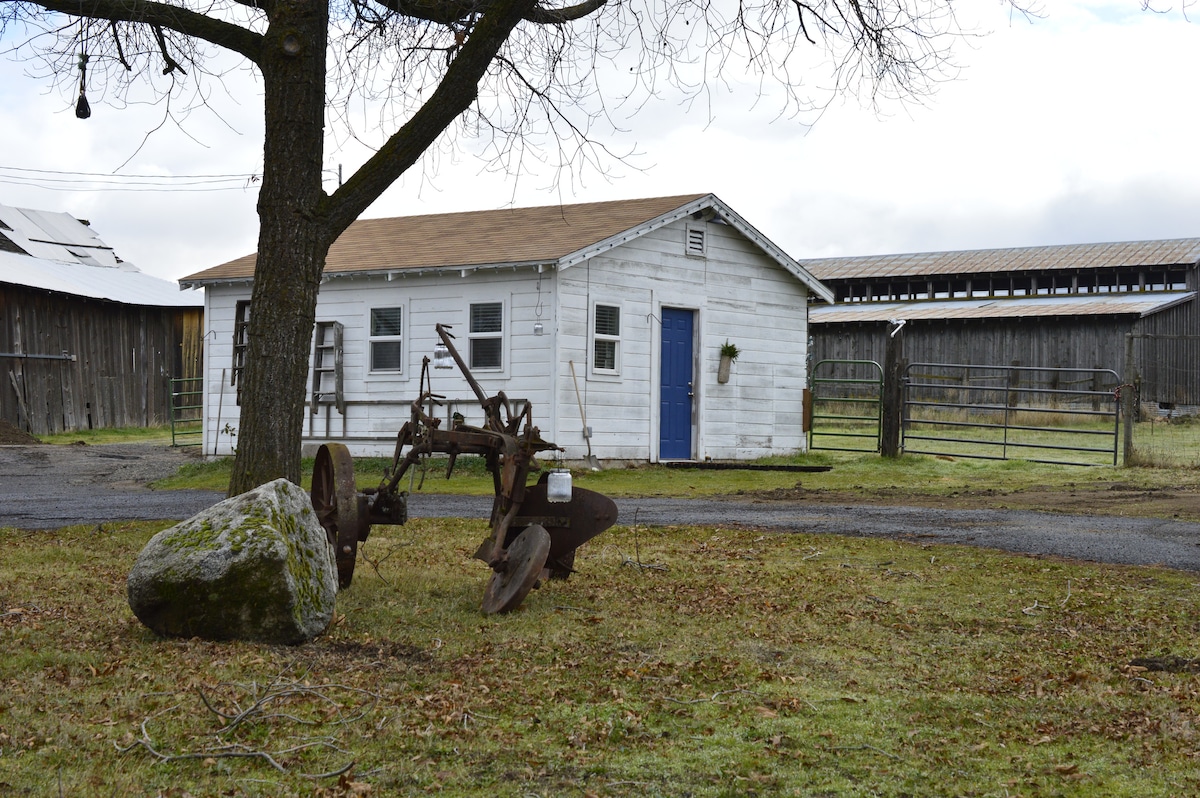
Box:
[805,239,1200,281]
[180,194,836,302]
[0,204,201,308]
[810,291,1195,324]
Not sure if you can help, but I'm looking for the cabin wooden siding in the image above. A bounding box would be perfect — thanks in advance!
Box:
[0,283,203,434]
[202,271,560,457]
[200,216,814,461]
[555,218,812,461]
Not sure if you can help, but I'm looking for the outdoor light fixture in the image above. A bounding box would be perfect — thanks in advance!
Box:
[433,342,454,369]
[533,321,544,336]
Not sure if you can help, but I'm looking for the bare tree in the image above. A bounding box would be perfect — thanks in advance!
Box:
[3,0,977,494]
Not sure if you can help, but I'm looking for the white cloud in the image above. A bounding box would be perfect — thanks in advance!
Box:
[1,0,1197,281]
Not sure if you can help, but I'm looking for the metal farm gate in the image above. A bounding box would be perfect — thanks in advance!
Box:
[808,359,883,453]
[902,363,1122,466]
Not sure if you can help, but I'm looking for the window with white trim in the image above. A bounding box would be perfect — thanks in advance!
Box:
[469,302,504,370]
[685,223,707,257]
[592,303,621,373]
[369,307,404,372]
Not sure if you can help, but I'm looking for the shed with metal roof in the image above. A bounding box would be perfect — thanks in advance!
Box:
[0,205,204,435]
[805,239,1200,408]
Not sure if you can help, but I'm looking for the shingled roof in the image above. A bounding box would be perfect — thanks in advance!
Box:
[181,194,835,301]
[804,238,1200,281]
[186,195,710,282]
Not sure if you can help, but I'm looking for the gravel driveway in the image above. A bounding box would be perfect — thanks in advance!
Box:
[5,443,1200,572]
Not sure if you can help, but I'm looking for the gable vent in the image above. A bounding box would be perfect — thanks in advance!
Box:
[686,225,707,257]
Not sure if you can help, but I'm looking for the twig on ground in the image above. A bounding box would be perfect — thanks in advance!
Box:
[664,688,756,706]
[300,761,357,780]
[359,540,402,587]
[116,703,358,777]
[198,680,380,734]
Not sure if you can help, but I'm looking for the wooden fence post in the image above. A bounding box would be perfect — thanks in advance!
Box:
[1123,333,1136,466]
[881,321,905,458]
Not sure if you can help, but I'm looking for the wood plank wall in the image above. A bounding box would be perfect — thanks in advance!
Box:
[812,311,1200,407]
[0,286,204,434]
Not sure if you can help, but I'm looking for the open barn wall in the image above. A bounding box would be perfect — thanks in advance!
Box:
[0,284,203,435]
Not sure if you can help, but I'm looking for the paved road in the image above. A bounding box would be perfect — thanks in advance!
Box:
[4,444,1200,572]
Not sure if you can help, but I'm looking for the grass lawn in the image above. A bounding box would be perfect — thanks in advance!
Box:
[4,517,1200,796]
[7,424,1200,794]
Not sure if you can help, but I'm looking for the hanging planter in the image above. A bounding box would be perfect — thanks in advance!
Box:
[717,340,739,384]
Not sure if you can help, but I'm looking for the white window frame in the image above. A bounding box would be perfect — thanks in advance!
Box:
[590,301,622,376]
[469,301,505,372]
[368,305,406,374]
[685,223,708,258]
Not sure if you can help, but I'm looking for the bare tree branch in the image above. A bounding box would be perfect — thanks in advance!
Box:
[21,0,264,62]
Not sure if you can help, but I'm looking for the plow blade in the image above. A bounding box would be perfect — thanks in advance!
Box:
[475,483,618,578]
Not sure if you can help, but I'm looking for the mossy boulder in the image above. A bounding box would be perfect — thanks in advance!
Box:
[127,478,338,645]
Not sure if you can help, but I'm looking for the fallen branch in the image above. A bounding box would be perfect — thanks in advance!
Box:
[198,680,380,734]
[664,688,756,706]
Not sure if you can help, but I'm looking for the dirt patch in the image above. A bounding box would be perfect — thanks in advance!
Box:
[0,420,40,445]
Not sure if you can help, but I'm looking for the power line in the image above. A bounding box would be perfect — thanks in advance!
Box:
[0,164,341,193]
[0,165,262,180]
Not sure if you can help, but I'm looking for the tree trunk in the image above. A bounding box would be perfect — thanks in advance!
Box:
[227,0,332,496]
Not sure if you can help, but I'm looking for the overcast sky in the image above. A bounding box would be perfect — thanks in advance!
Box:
[1,0,1197,283]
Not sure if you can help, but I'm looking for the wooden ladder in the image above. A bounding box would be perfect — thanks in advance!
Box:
[310,321,345,414]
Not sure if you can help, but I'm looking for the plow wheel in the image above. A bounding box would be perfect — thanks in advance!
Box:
[311,443,363,590]
[481,524,551,614]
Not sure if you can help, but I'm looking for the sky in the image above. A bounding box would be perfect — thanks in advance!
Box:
[0,0,1198,283]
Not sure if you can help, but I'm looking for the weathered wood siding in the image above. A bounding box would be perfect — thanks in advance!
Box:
[813,298,1200,406]
[1131,298,1200,405]
[814,317,1133,374]
[0,284,203,434]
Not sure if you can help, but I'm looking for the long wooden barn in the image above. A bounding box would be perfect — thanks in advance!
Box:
[0,205,204,435]
[804,239,1200,410]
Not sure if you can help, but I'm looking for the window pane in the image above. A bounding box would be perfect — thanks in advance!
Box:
[371,341,403,371]
[471,337,502,369]
[371,307,403,336]
[595,305,620,337]
[471,303,503,334]
[594,340,616,371]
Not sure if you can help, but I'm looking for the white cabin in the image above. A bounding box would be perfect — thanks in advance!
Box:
[181,194,834,462]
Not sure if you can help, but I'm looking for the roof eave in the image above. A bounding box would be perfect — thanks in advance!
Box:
[555,193,837,303]
[180,259,555,289]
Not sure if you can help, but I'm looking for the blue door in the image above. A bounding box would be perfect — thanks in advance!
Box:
[660,308,694,460]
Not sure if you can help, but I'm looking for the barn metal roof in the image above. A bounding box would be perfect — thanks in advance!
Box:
[180,194,836,302]
[0,204,200,308]
[810,291,1195,324]
[804,238,1200,281]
